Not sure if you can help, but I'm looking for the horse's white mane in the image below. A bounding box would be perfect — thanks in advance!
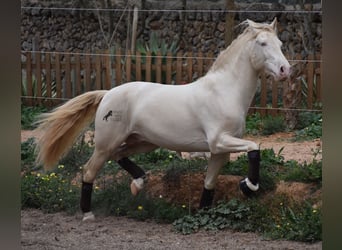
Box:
[209,19,277,72]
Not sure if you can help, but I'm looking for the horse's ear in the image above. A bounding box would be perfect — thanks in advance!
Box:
[247,19,256,27]
[270,17,278,33]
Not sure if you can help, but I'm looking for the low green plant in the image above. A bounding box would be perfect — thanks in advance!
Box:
[21,170,79,214]
[294,123,322,141]
[173,198,321,242]
[173,199,253,235]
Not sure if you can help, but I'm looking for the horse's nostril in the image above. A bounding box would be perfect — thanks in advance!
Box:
[280,66,285,73]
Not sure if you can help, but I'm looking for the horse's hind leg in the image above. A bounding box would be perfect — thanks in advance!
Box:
[113,141,158,195]
[81,149,109,221]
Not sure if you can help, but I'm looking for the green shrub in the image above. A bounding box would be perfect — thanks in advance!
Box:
[21,105,47,129]
[261,115,286,135]
[294,112,322,141]
[21,137,37,172]
[245,113,263,135]
[245,114,286,136]
[283,159,322,186]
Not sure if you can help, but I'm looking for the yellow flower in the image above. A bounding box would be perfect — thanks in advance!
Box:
[276,225,281,228]
[138,205,143,210]
[313,209,317,213]
[50,173,56,177]
[182,205,186,209]
[108,160,112,164]
[58,165,64,169]
[36,173,41,177]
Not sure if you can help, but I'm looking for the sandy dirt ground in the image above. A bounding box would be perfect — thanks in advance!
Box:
[21,131,322,250]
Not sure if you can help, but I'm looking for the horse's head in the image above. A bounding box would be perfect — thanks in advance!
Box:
[247,18,291,81]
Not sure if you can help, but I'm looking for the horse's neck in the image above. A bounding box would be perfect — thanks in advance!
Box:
[204,44,259,116]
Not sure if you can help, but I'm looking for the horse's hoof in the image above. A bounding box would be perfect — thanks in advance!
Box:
[82,211,95,222]
[130,177,145,196]
[239,178,259,197]
[130,181,140,196]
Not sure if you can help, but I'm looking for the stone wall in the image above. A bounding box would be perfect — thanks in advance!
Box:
[21,0,322,57]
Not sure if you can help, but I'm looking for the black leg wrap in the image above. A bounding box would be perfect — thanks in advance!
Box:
[239,150,261,197]
[247,150,260,185]
[80,182,93,213]
[199,187,215,209]
[117,157,146,179]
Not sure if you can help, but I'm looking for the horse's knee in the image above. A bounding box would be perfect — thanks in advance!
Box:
[247,141,259,152]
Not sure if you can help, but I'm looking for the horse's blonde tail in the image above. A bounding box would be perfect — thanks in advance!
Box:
[34,90,108,170]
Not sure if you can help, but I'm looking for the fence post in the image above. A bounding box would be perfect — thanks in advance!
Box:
[126,49,132,83]
[145,51,152,82]
[156,50,162,83]
[176,51,182,84]
[25,52,33,106]
[197,51,203,78]
[115,48,122,85]
[136,51,142,81]
[85,52,91,91]
[35,51,42,105]
[260,73,267,116]
[315,54,322,103]
[75,52,81,95]
[45,53,52,106]
[104,50,111,89]
[307,54,314,109]
[55,53,62,100]
[65,53,72,98]
[271,80,278,116]
[166,52,172,84]
[187,51,193,83]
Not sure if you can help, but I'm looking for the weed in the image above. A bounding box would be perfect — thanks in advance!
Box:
[267,201,322,242]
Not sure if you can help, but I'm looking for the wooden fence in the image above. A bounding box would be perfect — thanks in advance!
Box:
[21,49,322,115]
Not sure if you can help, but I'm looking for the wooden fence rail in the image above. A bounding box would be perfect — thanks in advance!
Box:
[21,50,322,115]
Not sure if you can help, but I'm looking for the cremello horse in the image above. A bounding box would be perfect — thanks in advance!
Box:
[35,18,290,221]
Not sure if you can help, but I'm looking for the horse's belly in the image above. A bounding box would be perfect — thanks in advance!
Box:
[132,128,210,152]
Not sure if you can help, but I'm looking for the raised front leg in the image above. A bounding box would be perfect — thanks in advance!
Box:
[199,153,230,209]
[239,149,261,197]
[208,134,261,198]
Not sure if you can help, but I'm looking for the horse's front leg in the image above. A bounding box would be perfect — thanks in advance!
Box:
[200,153,230,208]
[209,134,261,198]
